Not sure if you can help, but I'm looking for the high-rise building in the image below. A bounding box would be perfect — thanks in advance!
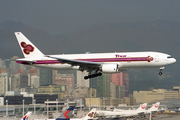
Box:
[110,82,116,99]
[0,73,8,95]
[9,74,20,91]
[116,85,125,99]
[89,77,97,89]
[53,74,74,93]
[111,72,123,86]
[123,72,129,97]
[111,72,129,97]
[40,68,52,86]
[20,74,29,87]
[31,75,40,88]
[77,71,89,87]
[96,74,111,98]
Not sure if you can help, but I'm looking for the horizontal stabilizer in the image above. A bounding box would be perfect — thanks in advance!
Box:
[16,58,36,64]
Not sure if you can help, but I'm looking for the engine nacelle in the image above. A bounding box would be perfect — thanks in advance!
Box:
[101,64,118,73]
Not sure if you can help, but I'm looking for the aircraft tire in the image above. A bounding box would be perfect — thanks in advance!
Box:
[159,72,162,75]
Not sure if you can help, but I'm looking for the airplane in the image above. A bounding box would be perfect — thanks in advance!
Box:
[114,102,160,114]
[94,103,160,118]
[21,111,32,120]
[113,103,147,112]
[14,32,176,79]
[49,107,96,120]
[144,102,160,114]
[95,103,147,118]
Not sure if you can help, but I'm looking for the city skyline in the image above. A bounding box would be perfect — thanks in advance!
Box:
[0,57,129,100]
[0,56,177,94]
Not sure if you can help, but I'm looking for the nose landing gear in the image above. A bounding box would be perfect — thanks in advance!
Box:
[159,71,162,75]
[159,67,165,76]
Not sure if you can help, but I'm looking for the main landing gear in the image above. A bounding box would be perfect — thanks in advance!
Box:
[84,73,102,80]
[159,67,165,76]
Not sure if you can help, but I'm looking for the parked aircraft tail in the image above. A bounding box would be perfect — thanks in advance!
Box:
[56,107,74,120]
[83,108,96,119]
[136,103,147,111]
[148,102,160,111]
[21,111,32,120]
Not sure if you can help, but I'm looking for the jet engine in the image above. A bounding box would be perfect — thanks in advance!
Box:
[101,64,118,73]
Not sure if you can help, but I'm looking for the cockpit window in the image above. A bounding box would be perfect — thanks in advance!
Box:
[167,56,172,58]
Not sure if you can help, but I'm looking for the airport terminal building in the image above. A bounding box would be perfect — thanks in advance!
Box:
[134,86,180,103]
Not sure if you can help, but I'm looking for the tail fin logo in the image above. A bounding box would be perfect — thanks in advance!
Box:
[141,105,146,109]
[21,42,34,55]
[63,110,71,119]
[154,104,159,108]
[23,115,28,120]
[88,112,94,118]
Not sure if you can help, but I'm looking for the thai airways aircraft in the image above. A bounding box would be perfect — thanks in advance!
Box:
[15,32,176,79]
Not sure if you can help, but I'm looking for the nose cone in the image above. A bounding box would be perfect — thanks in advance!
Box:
[173,58,176,63]
[169,58,176,65]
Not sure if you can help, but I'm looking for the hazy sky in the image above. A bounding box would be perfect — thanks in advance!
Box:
[1,0,180,35]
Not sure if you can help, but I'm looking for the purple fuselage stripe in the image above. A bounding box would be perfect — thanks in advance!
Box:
[16,57,154,64]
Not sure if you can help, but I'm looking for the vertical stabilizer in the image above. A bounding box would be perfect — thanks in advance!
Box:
[14,32,44,58]
[56,107,74,120]
[148,102,160,111]
[83,108,96,119]
[136,103,147,111]
[21,111,32,120]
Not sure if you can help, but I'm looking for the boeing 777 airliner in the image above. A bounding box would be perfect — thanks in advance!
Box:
[14,32,176,79]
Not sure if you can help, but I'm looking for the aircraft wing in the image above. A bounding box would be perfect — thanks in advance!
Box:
[137,112,145,115]
[46,56,101,71]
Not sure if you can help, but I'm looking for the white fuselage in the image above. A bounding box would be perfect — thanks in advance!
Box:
[95,110,144,118]
[17,51,176,71]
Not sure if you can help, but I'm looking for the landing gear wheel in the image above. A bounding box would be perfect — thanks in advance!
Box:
[84,76,89,80]
[84,72,103,80]
[159,72,162,76]
[98,73,102,76]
